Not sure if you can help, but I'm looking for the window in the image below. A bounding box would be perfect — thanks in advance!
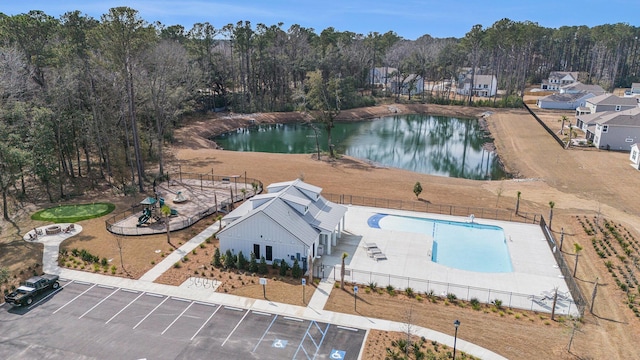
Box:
[616,105,622,111]
[253,244,260,259]
[626,138,634,143]
[266,246,272,261]
[602,125,609,133]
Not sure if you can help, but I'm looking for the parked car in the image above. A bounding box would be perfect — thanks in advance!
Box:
[4,274,60,306]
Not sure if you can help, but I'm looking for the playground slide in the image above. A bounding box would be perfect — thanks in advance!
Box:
[137,208,152,227]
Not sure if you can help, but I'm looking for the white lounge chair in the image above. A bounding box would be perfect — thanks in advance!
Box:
[363,242,378,250]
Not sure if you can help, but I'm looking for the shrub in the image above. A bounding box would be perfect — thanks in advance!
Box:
[213,248,222,267]
[492,299,503,309]
[291,259,302,279]
[248,252,259,273]
[470,298,481,311]
[101,258,108,267]
[279,259,289,277]
[386,285,396,295]
[236,251,248,270]
[446,293,457,302]
[223,249,235,269]
[405,287,415,298]
[258,256,268,275]
[173,262,182,268]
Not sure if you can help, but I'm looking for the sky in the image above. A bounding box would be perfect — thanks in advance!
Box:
[2,0,640,39]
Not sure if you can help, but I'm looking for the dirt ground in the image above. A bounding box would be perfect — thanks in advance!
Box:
[2,102,640,359]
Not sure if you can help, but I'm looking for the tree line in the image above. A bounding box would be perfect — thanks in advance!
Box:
[1,6,639,221]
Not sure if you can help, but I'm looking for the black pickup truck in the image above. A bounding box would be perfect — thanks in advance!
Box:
[4,274,60,306]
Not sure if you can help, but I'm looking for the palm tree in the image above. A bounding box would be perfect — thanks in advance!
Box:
[160,204,171,245]
[548,201,555,230]
[340,252,348,290]
[573,242,583,277]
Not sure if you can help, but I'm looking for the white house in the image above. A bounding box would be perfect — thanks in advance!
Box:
[540,71,579,91]
[457,74,497,97]
[580,94,638,115]
[537,92,595,110]
[217,179,347,270]
[369,67,397,87]
[591,107,640,150]
[390,73,424,96]
[630,144,640,169]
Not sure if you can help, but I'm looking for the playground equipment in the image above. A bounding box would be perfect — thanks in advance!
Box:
[173,191,188,203]
[159,198,179,217]
[137,208,152,227]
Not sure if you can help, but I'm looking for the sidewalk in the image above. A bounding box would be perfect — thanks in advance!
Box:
[30,222,507,360]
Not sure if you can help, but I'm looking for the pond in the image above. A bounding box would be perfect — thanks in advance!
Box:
[212,114,507,180]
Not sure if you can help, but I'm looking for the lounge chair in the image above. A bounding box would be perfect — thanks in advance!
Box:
[363,242,378,249]
[367,247,382,257]
[373,253,387,261]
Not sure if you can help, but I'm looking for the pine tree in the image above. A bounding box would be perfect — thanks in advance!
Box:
[212,247,222,267]
[291,259,302,279]
[258,256,268,275]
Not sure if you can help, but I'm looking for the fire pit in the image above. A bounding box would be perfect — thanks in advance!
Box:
[45,225,61,235]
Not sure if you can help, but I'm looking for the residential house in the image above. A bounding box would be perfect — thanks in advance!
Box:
[576,94,638,116]
[217,179,347,270]
[369,67,398,88]
[559,82,606,96]
[537,92,595,110]
[456,74,497,97]
[591,107,640,150]
[540,71,579,91]
[630,144,640,169]
[390,74,424,96]
[632,83,640,95]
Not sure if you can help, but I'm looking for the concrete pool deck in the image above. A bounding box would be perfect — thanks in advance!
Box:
[320,205,578,315]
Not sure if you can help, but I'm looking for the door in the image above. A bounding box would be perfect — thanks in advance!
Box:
[266,246,273,261]
[253,244,260,259]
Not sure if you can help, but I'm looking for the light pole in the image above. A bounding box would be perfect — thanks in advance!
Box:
[453,319,460,359]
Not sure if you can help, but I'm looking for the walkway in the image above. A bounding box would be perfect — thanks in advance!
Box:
[28,222,507,360]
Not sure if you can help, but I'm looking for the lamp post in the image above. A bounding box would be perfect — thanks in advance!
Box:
[453,319,460,359]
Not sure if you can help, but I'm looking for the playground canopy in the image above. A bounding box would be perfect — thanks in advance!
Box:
[140,197,157,205]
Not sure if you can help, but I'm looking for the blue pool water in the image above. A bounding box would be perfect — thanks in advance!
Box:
[369,214,513,273]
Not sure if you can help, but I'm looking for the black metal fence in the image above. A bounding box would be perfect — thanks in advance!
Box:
[323,193,540,224]
[330,266,580,316]
[540,216,587,316]
[523,103,566,148]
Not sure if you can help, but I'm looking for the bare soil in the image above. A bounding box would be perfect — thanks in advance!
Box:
[2,102,639,359]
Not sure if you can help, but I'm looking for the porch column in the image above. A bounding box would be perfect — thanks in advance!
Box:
[331,230,337,247]
[326,233,332,255]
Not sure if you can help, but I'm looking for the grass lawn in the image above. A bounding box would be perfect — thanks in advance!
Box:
[31,203,115,223]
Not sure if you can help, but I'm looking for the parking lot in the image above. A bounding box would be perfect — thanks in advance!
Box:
[0,279,365,359]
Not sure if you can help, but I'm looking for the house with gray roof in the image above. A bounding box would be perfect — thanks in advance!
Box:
[217,179,347,270]
[583,94,637,113]
[590,107,640,150]
[537,92,595,110]
[559,82,606,96]
[541,71,579,91]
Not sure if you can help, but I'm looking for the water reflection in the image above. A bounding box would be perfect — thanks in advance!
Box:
[212,114,507,180]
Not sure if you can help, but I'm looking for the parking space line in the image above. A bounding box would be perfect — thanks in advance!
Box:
[252,314,278,353]
[161,301,194,335]
[223,306,244,311]
[221,309,250,347]
[190,305,221,341]
[146,293,164,298]
[133,296,169,329]
[79,287,120,319]
[106,292,145,324]
[336,326,359,332]
[171,297,191,303]
[251,311,272,316]
[52,283,97,314]
[121,289,139,294]
[194,301,217,307]
[284,316,303,322]
[292,321,316,360]
[97,285,115,289]
[311,323,331,359]
[74,281,92,286]
[28,287,64,310]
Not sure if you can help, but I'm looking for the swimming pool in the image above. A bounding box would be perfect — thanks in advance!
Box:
[368,214,513,273]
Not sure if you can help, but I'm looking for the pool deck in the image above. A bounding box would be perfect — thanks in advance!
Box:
[320,205,577,315]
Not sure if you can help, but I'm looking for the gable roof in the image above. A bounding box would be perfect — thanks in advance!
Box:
[549,71,578,81]
[539,92,593,103]
[587,94,638,106]
[594,107,640,127]
[462,74,495,85]
[219,179,347,247]
[560,82,605,95]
